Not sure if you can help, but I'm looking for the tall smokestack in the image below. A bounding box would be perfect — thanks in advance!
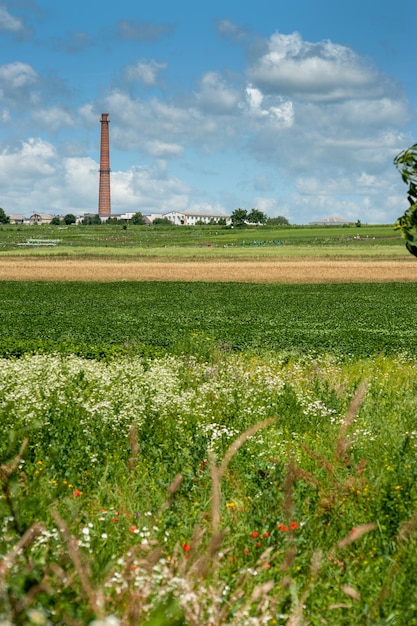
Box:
[98,113,111,218]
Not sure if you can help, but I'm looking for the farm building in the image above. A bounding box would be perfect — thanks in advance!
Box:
[29,213,56,225]
[7,214,25,224]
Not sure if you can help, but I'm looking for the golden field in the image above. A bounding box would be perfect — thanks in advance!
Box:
[1,257,416,282]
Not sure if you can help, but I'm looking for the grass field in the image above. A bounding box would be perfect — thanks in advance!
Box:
[0,223,405,260]
[2,224,417,625]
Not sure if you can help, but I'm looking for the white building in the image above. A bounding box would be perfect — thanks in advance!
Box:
[111,212,137,221]
[162,211,231,226]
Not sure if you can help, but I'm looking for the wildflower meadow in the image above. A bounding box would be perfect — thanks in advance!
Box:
[2,346,417,624]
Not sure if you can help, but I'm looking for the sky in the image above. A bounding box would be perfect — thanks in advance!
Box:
[0,0,415,224]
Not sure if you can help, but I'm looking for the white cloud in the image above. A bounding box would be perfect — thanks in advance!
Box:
[0,138,56,185]
[111,161,191,213]
[195,72,240,113]
[245,85,264,114]
[78,103,98,125]
[248,31,390,101]
[0,6,24,33]
[124,59,167,85]
[105,90,235,155]
[253,197,283,216]
[107,90,189,135]
[187,199,228,213]
[333,98,411,127]
[0,141,96,213]
[32,107,76,130]
[0,62,38,88]
[145,140,183,158]
[356,172,378,189]
[64,156,97,190]
[245,84,294,127]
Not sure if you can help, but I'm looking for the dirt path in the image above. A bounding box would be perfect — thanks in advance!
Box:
[1,258,417,282]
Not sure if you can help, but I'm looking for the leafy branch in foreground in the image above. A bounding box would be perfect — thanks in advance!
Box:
[394,142,417,256]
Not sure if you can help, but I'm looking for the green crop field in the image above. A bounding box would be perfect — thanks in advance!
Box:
[0,281,416,359]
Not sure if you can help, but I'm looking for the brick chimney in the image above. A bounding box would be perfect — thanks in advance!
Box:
[98,113,111,218]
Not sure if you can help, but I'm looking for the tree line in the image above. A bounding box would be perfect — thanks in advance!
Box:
[0,208,290,227]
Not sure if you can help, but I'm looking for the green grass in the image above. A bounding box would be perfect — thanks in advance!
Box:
[0,223,404,258]
[0,281,416,359]
[0,243,409,259]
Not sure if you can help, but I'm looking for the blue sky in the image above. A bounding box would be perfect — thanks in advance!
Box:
[0,0,415,223]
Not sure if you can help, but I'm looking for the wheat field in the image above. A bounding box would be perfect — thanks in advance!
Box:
[1,257,416,282]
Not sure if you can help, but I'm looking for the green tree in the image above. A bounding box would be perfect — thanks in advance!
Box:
[153,217,173,225]
[267,215,290,226]
[131,212,145,225]
[394,143,417,257]
[50,216,61,225]
[63,214,76,225]
[81,214,102,225]
[0,208,10,224]
[247,208,268,224]
[231,208,248,227]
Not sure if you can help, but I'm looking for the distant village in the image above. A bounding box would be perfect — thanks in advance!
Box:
[4,211,356,228]
[5,210,233,226]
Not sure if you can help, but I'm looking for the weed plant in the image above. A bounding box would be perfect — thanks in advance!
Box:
[2,352,417,624]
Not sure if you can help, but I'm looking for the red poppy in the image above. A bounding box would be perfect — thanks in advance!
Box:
[243,548,249,555]
[289,521,299,530]
[263,531,270,538]
[129,525,138,533]
[278,523,287,532]
[183,543,190,552]
[251,531,259,539]
[73,489,81,497]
